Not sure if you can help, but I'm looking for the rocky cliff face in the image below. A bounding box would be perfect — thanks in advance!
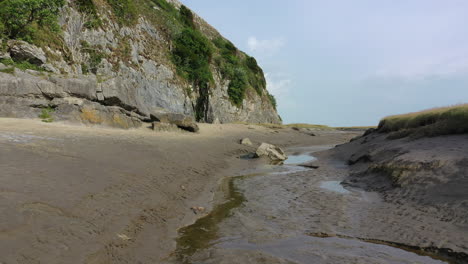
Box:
[0,0,281,128]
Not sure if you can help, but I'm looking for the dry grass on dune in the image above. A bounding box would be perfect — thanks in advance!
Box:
[285,124,376,131]
[378,104,468,138]
[335,126,377,130]
[235,122,376,131]
[285,123,333,130]
[233,122,334,130]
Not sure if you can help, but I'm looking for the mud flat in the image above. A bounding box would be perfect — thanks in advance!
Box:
[0,118,356,264]
[169,137,468,263]
[330,131,468,263]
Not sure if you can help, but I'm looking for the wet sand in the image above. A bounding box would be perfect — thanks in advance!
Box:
[169,143,468,264]
[0,118,356,264]
[4,118,466,264]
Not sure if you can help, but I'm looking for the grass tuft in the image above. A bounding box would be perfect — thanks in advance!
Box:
[0,67,15,74]
[80,108,103,124]
[0,58,44,72]
[39,107,54,123]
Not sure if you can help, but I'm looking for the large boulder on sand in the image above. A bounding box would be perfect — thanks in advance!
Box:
[150,109,199,133]
[255,143,287,161]
[151,122,179,132]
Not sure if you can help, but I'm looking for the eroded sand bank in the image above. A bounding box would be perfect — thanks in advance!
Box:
[168,135,468,264]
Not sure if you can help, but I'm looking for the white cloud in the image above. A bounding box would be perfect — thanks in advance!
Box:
[265,73,298,113]
[372,54,468,80]
[265,73,292,97]
[247,37,285,56]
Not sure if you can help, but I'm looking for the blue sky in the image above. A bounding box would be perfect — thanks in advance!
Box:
[180,0,468,126]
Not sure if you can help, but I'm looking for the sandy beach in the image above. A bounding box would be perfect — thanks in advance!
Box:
[0,0,466,263]
[0,118,357,264]
[2,118,467,264]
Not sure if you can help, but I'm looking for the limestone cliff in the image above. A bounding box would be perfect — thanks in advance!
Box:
[0,0,281,128]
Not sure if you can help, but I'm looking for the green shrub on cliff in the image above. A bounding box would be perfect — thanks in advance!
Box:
[151,0,176,12]
[179,5,195,28]
[0,0,65,41]
[0,20,5,39]
[0,58,44,72]
[171,5,212,85]
[214,38,248,106]
[268,92,277,110]
[245,56,266,95]
[227,68,248,107]
[74,0,102,28]
[80,41,105,74]
[172,27,213,121]
[378,104,468,138]
[213,37,267,106]
[172,28,213,87]
[170,5,215,121]
[107,0,138,25]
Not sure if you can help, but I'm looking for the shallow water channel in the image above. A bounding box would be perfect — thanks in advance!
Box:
[171,146,451,264]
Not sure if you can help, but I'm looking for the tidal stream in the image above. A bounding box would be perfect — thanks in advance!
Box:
[170,146,454,264]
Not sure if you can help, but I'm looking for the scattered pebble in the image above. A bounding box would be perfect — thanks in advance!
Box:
[191,206,206,214]
[240,138,253,146]
[117,234,132,241]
